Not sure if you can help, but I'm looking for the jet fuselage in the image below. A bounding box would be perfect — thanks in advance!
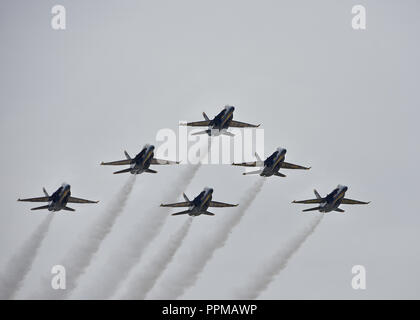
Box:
[188,187,214,216]
[260,148,287,177]
[318,185,348,212]
[130,144,155,174]
[48,184,71,211]
[207,106,235,135]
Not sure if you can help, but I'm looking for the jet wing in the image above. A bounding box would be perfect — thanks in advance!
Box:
[150,158,180,165]
[281,162,311,170]
[232,161,257,167]
[208,201,238,207]
[292,198,324,204]
[101,159,132,166]
[229,120,260,128]
[341,198,370,205]
[182,120,211,127]
[160,202,190,208]
[18,197,50,202]
[67,197,99,204]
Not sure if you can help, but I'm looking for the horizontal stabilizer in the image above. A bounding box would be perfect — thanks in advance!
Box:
[243,169,263,176]
[191,129,210,136]
[171,210,191,216]
[221,131,235,137]
[63,206,75,212]
[334,208,345,213]
[274,171,286,177]
[113,168,132,174]
[145,169,157,173]
[30,205,50,211]
[203,211,215,216]
[302,206,321,212]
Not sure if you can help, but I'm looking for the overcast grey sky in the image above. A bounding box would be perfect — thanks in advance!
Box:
[0,0,419,299]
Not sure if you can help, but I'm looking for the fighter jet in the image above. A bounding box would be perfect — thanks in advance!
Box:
[232,147,310,177]
[17,183,98,212]
[100,144,179,174]
[181,105,260,136]
[160,187,238,216]
[292,185,370,213]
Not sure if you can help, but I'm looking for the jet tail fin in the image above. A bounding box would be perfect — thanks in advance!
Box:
[334,208,345,213]
[203,112,210,121]
[124,151,131,160]
[183,193,190,203]
[255,152,263,163]
[314,189,322,199]
[30,205,50,211]
[63,206,75,212]
[43,188,49,197]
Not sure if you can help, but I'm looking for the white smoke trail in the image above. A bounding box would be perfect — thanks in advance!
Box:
[235,215,323,300]
[0,214,54,299]
[38,175,136,299]
[73,164,201,299]
[115,217,193,299]
[149,177,265,300]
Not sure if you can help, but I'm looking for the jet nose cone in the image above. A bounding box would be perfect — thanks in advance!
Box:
[277,147,287,154]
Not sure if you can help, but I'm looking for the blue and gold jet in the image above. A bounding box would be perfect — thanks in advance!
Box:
[181,105,260,136]
[18,183,98,212]
[292,185,370,213]
[100,144,179,175]
[232,147,310,177]
[160,187,238,216]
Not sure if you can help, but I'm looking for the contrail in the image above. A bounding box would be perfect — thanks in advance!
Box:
[0,214,54,299]
[149,177,265,300]
[73,164,202,299]
[115,217,193,299]
[38,175,136,299]
[235,215,323,300]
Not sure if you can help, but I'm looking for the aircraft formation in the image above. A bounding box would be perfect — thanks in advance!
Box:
[18,105,370,214]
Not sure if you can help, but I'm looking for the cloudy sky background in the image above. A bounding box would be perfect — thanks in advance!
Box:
[0,0,419,299]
